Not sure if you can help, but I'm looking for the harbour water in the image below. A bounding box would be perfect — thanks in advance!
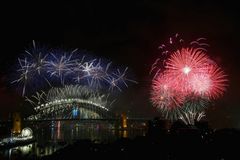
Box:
[0,120,147,159]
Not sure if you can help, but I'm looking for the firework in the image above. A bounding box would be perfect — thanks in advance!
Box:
[11,58,34,96]
[150,35,227,124]
[46,52,75,85]
[165,47,227,98]
[178,96,209,124]
[12,42,137,96]
[189,64,227,99]
[80,60,111,89]
[164,47,210,94]
[109,67,138,92]
[24,40,49,75]
[151,73,185,110]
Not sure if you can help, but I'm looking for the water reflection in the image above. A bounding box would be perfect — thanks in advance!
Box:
[1,142,59,159]
[46,121,121,143]
[0,121,146,159]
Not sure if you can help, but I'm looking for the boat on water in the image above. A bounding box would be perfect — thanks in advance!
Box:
[0,127,35,150]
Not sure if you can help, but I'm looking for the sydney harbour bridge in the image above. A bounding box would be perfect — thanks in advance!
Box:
[26,85,115,121]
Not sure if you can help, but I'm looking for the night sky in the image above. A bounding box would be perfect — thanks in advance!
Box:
[0,1,240,128]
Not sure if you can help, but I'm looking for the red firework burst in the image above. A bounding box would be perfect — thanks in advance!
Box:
[189,64,227,99]
[165,48,209,92]
[151,73,185,110]
[150,36,228,123]
[166,48,210,73]
[151,46,227,111]
[165,47,227,98]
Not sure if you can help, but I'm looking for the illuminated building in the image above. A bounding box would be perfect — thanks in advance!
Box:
[12,112,21,134]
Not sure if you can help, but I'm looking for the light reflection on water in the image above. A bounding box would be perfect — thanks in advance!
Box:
[2,143,58,159]
[0,121,146,159]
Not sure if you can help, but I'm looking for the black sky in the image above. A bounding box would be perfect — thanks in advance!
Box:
[0,1,240,128]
